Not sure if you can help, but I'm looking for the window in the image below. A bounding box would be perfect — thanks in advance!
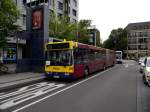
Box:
[139,45,148,50]
[73,0,77,7]
[144,25,149,29]
[139,32,143,37]
[144,32,148,37]
[58,1,63,10]
[133,26,137,30]
[68,7,70,14]
[138,38,143,43]
[22,15,26,25]
[72,9,77,16]
[144,38,148,43]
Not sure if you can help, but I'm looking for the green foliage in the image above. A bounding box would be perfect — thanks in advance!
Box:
[0,0,20,48]
[49,14,93,44]
[48,14,103,46]
[77,20,91,44]
[49,14,77,40]
[103,28,127,51]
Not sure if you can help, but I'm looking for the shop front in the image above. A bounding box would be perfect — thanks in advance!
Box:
[1,37,26,72]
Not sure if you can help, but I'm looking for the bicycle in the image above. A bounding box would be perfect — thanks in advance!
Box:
[0,63,8,73]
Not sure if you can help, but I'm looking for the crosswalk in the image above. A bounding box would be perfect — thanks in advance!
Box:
[0,82,66,110]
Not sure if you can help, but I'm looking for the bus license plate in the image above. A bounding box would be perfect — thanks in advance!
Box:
[53,76,60,78]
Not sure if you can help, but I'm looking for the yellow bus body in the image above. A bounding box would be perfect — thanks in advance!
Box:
[45,66,74,73]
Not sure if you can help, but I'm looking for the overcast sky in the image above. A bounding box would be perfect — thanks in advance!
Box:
[79,0,150,41]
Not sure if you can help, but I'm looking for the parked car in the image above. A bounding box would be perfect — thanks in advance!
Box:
[139,57,145,73]
[138,57,145,65]
[143,57,150,86]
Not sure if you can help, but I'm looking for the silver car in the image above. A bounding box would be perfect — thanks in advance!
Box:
[143,57,150,86]
[139,57,145,65]
[139,57,145,73]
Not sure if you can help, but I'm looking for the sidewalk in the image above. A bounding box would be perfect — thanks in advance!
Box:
[0,72,45,92]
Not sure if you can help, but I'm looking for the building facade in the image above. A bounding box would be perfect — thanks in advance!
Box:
[2,0,78,72]
[126,22,150,59]
[24,0,78,24]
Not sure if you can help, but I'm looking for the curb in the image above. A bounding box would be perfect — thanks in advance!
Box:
[0,77,45,93]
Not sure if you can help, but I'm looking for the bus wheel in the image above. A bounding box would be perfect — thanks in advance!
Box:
[84,68,89,77]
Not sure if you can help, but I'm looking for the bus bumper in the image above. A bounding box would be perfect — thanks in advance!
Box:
[45,72,77,79]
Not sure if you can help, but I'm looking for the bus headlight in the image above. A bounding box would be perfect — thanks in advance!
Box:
[46,61,51,65]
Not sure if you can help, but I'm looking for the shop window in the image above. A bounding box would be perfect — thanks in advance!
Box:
[3,47,16,63]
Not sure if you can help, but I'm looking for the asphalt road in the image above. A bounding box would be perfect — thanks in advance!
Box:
[1,60,150,112]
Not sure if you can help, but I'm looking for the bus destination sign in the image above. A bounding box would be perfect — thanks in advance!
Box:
[47,43,70,50]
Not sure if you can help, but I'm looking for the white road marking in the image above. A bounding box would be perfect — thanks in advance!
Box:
[124,64,129,68]
[0,83,55,103]
[12,67,114,112]
[123,61,135,68]
[0,82,49,99]
[0,83,65,110]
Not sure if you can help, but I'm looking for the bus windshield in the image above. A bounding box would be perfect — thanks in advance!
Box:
[46,50,73,66]
[115,51,122,59]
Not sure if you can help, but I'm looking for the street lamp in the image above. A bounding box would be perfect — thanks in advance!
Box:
[16,31,21,71]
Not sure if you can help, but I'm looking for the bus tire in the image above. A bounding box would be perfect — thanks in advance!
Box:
[84,67,89,77]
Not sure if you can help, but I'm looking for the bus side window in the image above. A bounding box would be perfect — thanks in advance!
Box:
[74,48,82,64]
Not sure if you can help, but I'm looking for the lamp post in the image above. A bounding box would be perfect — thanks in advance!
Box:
[16,31,21,71]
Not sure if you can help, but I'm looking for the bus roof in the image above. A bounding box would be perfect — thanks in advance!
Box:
[46,41,114,52]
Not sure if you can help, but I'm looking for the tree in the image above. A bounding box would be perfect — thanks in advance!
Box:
[49,14,77,40]
[49,15,93,44]
[77,20,91,44]
[49,14,102,45]
[0,0,20,48]
[103,28,127,51]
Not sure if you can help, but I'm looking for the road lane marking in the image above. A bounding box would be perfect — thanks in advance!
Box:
[12,67,115,112]
[0,82,50,99]
[0,83,65,110]
[124,64,129,68]
[123,62,135,68]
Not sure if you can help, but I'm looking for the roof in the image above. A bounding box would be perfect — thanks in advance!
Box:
[125,21,150,31]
